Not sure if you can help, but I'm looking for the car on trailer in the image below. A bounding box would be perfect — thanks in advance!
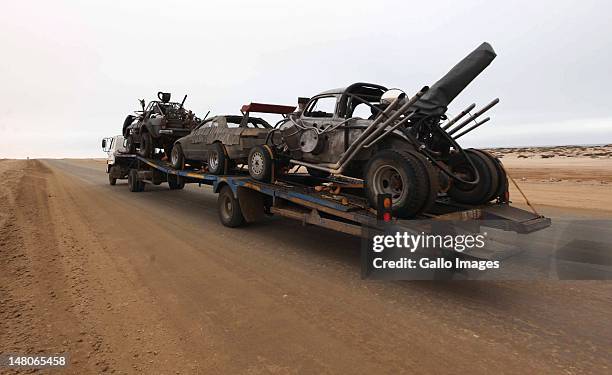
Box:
[122,91,199,159]
[169,102,295,174]
[246,42,506,219]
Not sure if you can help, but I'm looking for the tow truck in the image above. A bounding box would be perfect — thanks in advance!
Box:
[102,136,550,245]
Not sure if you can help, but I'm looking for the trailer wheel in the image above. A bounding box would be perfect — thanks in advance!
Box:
[448,149,499,205]
[168,174,185,190]
[365,149,430,218]
[128,169,144,192]
[248,145,274,182]
[218,185,245,227]
[138,131,153,158]
[208,143,228,175]
[170,143,185,170]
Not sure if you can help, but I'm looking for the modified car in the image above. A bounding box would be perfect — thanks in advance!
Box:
[122,91,199,159]
[246,42,506,219]
[170,103,295,174]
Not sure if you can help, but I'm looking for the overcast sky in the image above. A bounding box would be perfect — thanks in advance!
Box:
[1,0,610,158]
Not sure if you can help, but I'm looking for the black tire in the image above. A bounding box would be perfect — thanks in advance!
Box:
[248,145,274,182]
[122,115,134,138]
[401,149,439,214]
[217,185,245,227]
[138,131,153,158]
[448,149,499,205]
[307,167,330,179]
[126,135,136,154]
[128,169,144,192]
[208,143,228,175]
[476,149,507,201]
[170,143,185,170]
[365,149,431,218]
[168,174,185,190]
[109,174,117,185]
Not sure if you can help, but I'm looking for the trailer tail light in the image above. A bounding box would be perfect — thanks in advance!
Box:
[377,194,393,222]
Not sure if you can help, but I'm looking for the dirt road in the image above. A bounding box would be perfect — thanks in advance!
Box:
[1,159,611,374]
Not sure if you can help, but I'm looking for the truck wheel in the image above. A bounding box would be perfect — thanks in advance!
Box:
[208,143,228,175]
[168,174,185,190]
[138,132,153,158]
[448,149,499,205]
[248,145,274,182]
[217,185,245,227]
[365,149,430,218]
[109,174,117,185]
[128,169,144,192]
[109,165,120,186]
[170,143,185,169]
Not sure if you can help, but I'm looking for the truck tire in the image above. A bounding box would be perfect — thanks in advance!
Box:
[208,143,228,175]
[138,132,153,158]
[128,169,144,192]
[109,174,117,186]
[109,165,120,186]
[170,143,185,170]
[168,174,185,190]
[248,145,274,182]
[217,185,245,227]
[365,149,430,218]
[448,149,499,205]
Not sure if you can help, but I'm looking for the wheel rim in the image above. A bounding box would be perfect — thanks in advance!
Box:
[209,151,219,171]
[250,151,264,176]
[222,195,233,220]
[372,165,408,204]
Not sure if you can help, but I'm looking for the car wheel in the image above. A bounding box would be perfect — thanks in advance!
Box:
[138,132,153,158]
[448,149,499,205]
[170,143,185,170]
[126,135,136,154]
[365,149,430,218]
[248,145,274,182]
[208,143,228,175]
[217,185,245,227]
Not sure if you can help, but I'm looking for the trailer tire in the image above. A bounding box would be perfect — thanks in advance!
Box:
[218,185,245,227]
[128,169,144,192]
[208,143,228,175]
[168,174,185,190]
[365,149,430,218]
[248,145,274,182]
[448,149,498,205]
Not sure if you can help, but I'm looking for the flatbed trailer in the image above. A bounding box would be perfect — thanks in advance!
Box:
[111,154,551,259]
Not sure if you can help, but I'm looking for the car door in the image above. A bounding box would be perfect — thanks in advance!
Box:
[300,95,344,132]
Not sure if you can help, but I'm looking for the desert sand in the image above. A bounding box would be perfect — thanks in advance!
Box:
[1,148,611,373]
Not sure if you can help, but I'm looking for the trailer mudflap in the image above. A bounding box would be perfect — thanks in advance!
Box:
[481,204,551,234]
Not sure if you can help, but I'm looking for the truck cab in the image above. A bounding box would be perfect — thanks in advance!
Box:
[102,135,129,185]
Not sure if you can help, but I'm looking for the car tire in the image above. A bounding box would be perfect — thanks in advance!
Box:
[365,149,430,218]
[170,143,185,170]
[248,145,274,182]
[217,185,245,227]
[138,132,153,158]
[448,149,499,205]
[208,143,228,175]
[126,135,136,154]
[168,174,185,190]
[128,169,144,192]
